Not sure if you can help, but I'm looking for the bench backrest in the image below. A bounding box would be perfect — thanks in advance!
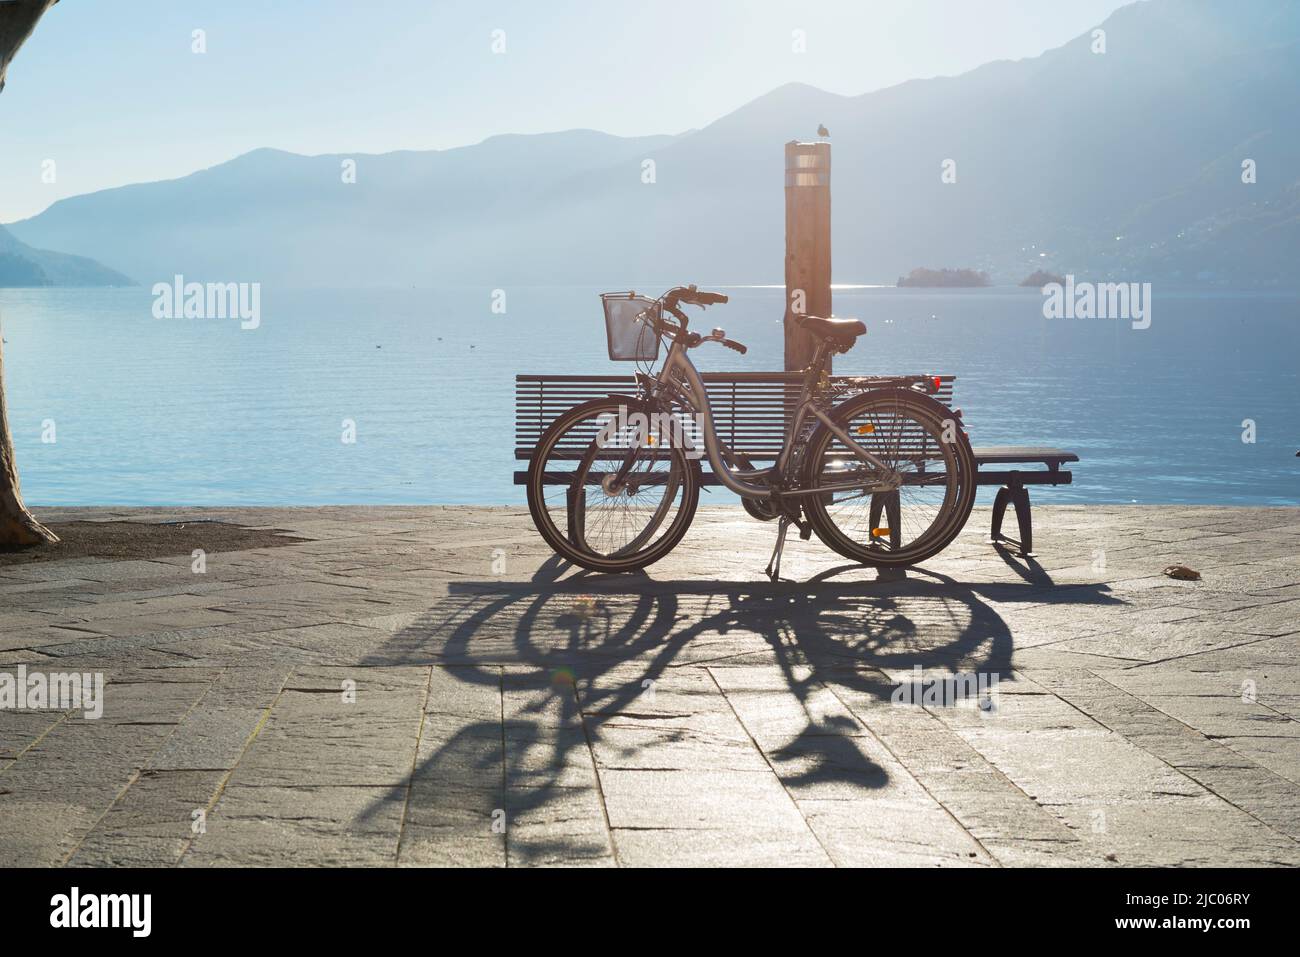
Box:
[515,372,955,461]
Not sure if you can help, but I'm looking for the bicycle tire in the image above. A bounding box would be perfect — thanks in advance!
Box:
[526,396,701,573]
[801,388,976,566]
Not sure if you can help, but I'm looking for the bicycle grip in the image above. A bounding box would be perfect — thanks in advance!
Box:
[722,338,747,354]
[696,291,729,305]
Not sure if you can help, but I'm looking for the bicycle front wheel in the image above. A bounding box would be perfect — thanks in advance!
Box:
[525,397,700,573]
[802,388,975,566]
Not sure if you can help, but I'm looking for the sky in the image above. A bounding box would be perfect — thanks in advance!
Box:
[0,0,1128,223]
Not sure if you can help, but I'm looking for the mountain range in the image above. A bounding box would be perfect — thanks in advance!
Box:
[0,224,132,287]
[6,0,1300,288]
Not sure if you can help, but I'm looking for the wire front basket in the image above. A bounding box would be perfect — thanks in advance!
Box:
[601,292,661,362]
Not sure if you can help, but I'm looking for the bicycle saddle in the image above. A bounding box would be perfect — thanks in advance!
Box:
[793,314,866,340]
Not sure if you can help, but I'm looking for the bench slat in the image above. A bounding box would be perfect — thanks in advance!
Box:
[972,446,1079,465]
[515,373,1075,488]
[512,469,1072,487]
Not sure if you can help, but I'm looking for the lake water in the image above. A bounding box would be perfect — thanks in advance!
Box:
[0,285,1296,506]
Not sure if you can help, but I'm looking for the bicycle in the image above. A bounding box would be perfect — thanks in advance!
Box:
[525,285,976,578]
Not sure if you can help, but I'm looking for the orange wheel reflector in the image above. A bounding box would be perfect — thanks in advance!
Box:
[855,424,875,434]
[872,527,891,537]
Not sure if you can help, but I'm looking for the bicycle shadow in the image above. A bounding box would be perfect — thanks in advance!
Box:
[359,563,1120,863]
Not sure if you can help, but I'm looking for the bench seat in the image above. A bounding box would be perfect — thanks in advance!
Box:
[514,373,1077,556]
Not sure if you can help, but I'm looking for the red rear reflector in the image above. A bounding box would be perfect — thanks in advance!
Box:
[932,376,942,391]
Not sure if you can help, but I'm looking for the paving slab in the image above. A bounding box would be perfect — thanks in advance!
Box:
[0,504,1297,867]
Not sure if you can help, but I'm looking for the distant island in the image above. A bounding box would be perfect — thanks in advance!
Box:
[1020,269,1066,288]
[897,267,990,288]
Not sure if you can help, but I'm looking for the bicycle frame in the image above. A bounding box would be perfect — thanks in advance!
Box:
[645,336,902,501]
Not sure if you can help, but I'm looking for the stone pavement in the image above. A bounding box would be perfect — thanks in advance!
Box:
[0,504,1297,867]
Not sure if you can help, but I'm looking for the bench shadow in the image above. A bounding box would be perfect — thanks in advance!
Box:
[358,567,1119,863]
[991,543,1056,586]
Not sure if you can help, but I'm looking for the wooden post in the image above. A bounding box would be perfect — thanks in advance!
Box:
[783,140,831,372]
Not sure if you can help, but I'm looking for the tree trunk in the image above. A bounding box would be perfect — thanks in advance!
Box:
[0,329,57,545]
[0,0,57,93]
[1,0,60,546]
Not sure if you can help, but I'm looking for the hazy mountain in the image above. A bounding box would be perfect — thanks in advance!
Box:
[8,0,1300,287]
[4,130,683,288]
[0,224,133,287]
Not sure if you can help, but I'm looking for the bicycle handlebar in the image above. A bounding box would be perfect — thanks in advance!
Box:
[654,285,741,351]
[663,284,729,309]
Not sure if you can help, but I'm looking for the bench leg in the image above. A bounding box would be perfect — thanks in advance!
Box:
[869,491,901,550]
[990,484,1033,556]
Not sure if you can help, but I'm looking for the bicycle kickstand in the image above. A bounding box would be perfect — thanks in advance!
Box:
[765,517,792,581]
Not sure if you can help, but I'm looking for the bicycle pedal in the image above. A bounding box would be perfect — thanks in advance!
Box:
[798,521,812,541]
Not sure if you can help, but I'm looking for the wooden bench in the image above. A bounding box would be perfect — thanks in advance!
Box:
[515,373,1077,555]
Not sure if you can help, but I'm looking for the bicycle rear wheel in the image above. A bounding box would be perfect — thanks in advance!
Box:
[526,397,700,573]
[802,388,975,566]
